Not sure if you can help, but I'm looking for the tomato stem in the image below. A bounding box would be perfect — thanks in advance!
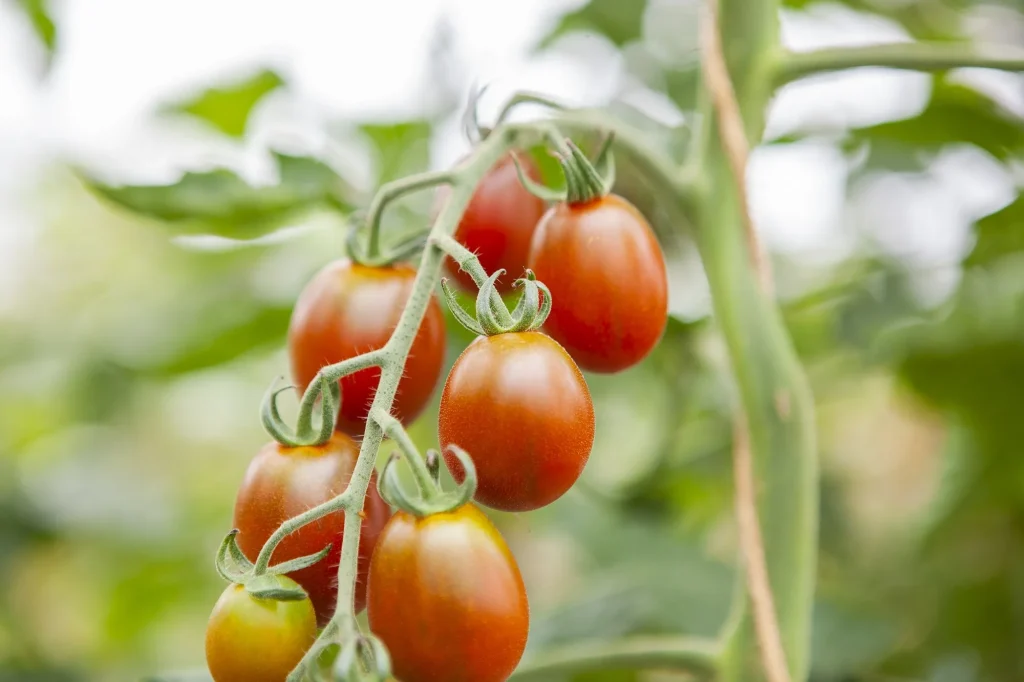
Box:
[373,410,440,500]
[359,169,455,263]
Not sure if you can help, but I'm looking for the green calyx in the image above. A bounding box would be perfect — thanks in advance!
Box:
[334,632,392,681]
[512,135,616,206]
[347,217,429,268]
[261,374,339,448]
[377,445,478,518]
[214,529,331,602]
[441,269,552,336]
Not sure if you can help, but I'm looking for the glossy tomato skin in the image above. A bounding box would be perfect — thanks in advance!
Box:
[233,433,391,624]
[438,331,594,512]
[205,578,316,682]
[367,504,529,682]
[440,153,547,293]
[288,259,446,436]
[528,195,669,373]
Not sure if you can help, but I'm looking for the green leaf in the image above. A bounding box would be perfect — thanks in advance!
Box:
[83,151,354,239]
[851,80,1024,165]
[165,69,284,138]
[965,196,1024,267]
[537,0,648,49]
[14,0,56,59]
[140,672,213,682]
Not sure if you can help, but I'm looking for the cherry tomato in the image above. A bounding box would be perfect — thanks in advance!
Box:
[233,433,391,624]
[367,504,529,682]
[289,259,446,437]
[528,195,668,373]
[439,153,547,292]
[205,577,316,682]
[438,331,594,512]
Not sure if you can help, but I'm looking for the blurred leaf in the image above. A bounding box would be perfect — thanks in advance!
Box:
[850,80,1024,167]
[83,152,353,240]
[965,197,1024,267]
[810,600,898,678]
[140,303,291,377]
[537,0,648,49]
[140,673,213,682]
[12,0,56,59]
[360,120,432,185]
[165,69,284,138]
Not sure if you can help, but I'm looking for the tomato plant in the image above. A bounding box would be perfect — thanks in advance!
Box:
[439,153,547,293]
[438,330,594,511]
[233,433,391,624]
[528,194,669,373]
[288,259,447,436]
[205,577,316,682]
[366,504,529,682]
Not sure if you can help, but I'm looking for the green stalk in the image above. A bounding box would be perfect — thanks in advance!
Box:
[776,42,1024,86]
[695,0,818,680]
[511,635,722,681]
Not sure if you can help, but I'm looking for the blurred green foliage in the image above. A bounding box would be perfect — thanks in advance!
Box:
[2,1,1023,681]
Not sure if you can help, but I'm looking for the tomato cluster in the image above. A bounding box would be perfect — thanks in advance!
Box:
[204,146,667,682]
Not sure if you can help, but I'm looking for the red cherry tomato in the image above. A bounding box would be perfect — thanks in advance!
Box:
[528,195,669,373]
[439,153,547,292]
[233,433,391,624]
[205,577,316,682]
[367,504,529,682]
[288,259,447,436]
[438,331,594,512]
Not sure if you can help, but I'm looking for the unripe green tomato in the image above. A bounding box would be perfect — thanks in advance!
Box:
[205,578,316,682]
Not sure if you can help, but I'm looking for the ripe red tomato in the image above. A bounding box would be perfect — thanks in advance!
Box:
[439,153,547,292]
[367,504,529,682]
[233,433,391,625]
[528,195,669,373]
[205,577,316,682]
[289,259,446,437]
[438,331,594,512]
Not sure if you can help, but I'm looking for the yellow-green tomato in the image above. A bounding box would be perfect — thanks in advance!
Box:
[205,578,317,682]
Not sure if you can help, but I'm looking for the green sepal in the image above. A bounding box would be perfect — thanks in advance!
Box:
[245,573,309,602]
[261,374,340,448]
[214,530,254,584]
[334,634,392,681]
[475,269,512,334]
[377,445,478,518]
[440,279,486,336]
[267,543,333,575]
[511,152,566,203]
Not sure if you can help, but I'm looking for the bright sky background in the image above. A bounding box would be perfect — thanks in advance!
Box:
[0,0,1021,311]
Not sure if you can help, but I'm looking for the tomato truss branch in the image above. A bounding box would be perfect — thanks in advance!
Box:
[267,122,564,682]
[364,169,455,259]
[776,41,1024,85]
[371,409,437,499]
[510,635,722,681]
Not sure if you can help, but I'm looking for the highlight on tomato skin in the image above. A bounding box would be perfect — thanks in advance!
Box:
[287,258,447,437]
[232,432,391,625]
[528,194,669,374]
[366,504,529,682]
[438,152,548,293]
[438,331,595,512]
[205,577,316,682]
